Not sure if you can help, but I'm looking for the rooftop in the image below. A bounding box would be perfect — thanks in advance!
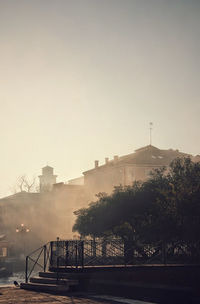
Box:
[83,145,191,174]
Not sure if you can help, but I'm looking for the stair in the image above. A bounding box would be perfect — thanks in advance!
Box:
[39,271,75,279]
[20,271,79,293]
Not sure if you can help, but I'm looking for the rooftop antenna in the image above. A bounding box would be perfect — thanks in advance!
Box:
[149,122,153,145]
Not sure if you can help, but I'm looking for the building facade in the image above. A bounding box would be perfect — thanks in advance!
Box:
[83,145,195,197]
[0,144,199,249]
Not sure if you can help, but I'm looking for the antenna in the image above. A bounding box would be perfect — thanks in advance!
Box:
[149,122,153,145]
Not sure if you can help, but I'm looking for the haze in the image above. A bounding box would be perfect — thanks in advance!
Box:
[0,0,199,198]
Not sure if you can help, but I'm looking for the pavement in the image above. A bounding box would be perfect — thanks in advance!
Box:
[0,287,155,304]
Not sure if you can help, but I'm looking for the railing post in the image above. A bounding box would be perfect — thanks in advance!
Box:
[65,241,69,266]
[56,237,59,260]
[43,245,47,272]
[75,241,78,268]
[92,238,96,258]
[124,238,133,265]
[49,241,53,267]
[81,240,84,268]
[102,239,107,258]
[56,256,59,284]
[25,256,28,283]
[56,238,59,283]
[162,241,166,264]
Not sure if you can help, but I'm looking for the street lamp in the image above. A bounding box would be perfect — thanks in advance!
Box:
[16,224,30,256]
[16,223,30,234]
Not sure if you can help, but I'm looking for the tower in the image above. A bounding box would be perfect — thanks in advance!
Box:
[38,166,57,193]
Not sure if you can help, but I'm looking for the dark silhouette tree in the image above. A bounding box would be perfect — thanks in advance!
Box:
[73,158,200,244]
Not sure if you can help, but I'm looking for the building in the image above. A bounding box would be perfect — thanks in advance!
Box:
[0,167,85,249]
[68,176,84,186]
[0,191,51,253]
[0,234,9,258]
[0,144,199,249]
[83,145,193,197]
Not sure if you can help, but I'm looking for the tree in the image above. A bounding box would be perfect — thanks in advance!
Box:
[11,175,39,193]
[73,157,200,244]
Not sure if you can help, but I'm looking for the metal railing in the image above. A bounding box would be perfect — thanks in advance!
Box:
[49,238,163,268]
[25,242,51,283]
[25,239,200,282]
[49,239,200,268]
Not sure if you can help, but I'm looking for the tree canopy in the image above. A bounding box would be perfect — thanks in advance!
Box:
[73,158,200,243]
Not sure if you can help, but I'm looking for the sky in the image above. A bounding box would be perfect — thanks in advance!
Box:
[0,0,199,197]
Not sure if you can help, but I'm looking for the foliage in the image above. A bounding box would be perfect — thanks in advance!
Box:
[73,158,200,243]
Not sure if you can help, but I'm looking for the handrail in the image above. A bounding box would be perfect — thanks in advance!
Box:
[27,243,48,256]
[25,242,51,283]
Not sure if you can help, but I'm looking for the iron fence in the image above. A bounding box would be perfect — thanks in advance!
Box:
[25,238,200,282]
[49,239,200,269]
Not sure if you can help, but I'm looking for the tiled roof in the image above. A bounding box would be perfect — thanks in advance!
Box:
[83,145,191,174]
[118,145,189,166]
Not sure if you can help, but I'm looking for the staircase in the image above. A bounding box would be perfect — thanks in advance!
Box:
[20,241,79,293]
[20,271,79,293]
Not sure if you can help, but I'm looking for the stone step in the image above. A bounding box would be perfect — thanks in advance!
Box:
[39,271,80,279]
[20,282,70,293]
[30,276,78,286]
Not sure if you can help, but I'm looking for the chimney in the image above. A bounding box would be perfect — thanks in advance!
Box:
[95,160,99,168]
[114,155,118,163]
[105,157,109,164]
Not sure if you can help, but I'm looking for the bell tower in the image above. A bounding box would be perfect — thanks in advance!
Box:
[38,166,57,192]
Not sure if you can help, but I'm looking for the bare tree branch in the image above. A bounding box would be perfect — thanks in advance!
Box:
[11,175,38,194]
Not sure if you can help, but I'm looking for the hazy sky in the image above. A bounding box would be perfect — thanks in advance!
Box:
[0,0,199,197]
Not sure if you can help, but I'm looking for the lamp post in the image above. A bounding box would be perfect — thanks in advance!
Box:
[16,223,30,257]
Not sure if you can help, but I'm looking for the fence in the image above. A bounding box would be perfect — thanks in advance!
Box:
[49,238,200,269]
[25,238,200,282]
